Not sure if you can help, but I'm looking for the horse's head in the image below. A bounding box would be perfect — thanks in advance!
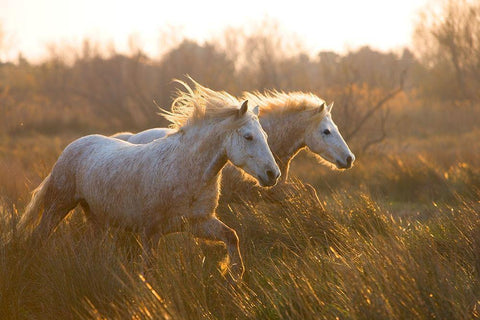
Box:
[304,102,355,169]
[226,100,280,187]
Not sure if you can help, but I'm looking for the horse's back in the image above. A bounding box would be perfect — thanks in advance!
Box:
[63,134,131,158]
[52,134,135,179]
[128,128,173,144]
[111,132,134,141]
[61,133,177,190]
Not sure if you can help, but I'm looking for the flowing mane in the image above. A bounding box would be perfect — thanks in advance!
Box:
[110,87,354,204]
[243,90,327,116]
[160,79,245,130]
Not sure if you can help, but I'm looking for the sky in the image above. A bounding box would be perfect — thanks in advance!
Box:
[0,0,430,62]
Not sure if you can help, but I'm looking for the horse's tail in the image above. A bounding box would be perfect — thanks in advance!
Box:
[18,174,52,234]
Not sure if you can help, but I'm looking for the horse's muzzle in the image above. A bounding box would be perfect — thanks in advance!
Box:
[336,154,355,169]
[259,168,280,187]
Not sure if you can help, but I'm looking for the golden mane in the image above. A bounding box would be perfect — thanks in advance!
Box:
[160,79,244,130]
[243,90,326,116]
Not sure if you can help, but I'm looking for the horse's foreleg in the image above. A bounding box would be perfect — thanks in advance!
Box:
[141,218,186,264]
[190,217,244,281]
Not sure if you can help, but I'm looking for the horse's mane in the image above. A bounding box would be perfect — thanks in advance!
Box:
[243,90,327,117]
[160,79,245,130]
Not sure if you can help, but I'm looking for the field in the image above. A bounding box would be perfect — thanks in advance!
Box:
[0,96,479,319]
[1,5,480,316]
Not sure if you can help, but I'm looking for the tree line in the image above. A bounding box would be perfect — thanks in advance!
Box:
[0,0,478,152]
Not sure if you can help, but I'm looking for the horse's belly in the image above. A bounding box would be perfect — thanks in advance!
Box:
[170,191,218,218]
[84,197,148,229]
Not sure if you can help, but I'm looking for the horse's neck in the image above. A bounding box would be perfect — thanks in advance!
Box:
[260,112,307,179]
[168,124,228,185]
[202,151,228,183]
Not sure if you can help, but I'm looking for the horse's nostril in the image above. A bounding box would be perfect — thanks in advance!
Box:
[346,155,353,164]
[266,169,276,180]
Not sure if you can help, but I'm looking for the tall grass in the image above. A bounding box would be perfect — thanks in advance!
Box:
[1,168,479,319]
[1,98,479,319]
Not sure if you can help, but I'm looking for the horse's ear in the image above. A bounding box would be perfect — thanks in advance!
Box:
[238,100,248,116]
[318,102,326,113]
[253,105,259,116]
[327,101,334,112]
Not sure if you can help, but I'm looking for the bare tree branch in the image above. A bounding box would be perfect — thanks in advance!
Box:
[361,106,390,153]
[344,69,406,142]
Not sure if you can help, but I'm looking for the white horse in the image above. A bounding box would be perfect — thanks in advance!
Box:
[19,81,280,280]
[112,91,354,197]
[112,128,174,144]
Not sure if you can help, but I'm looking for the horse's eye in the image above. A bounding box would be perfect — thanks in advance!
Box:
[323,129,331,135]
[244,134,253,141]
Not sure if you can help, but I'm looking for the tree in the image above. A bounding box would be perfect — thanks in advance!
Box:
[414,0,480,102]
[217,18,305,91]
[158,40,236,94]
[316,47,413,154]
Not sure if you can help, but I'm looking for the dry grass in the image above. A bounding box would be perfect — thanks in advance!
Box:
[2,15,480,318]
[1,100,480,319]
[1,161,480,319]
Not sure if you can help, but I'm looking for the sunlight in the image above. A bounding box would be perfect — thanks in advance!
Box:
[1,0,429,61]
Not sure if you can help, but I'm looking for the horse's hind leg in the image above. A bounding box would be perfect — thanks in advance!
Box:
[34,184,78,240]
[80,200,105,235]
[189,217,244,281]
[33,205,72,240]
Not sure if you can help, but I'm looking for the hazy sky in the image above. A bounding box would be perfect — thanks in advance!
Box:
[1,0,429,61]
